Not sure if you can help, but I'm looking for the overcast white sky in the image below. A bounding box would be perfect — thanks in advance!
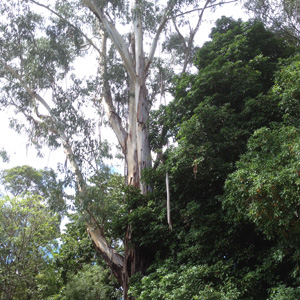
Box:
[0,1,252,172]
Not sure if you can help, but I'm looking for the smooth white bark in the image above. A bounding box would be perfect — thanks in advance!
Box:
[82,0,136,81]
[166,172,172,230]
[87,226,124,267]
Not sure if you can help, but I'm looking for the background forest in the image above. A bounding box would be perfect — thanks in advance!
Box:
[1,0,300,299]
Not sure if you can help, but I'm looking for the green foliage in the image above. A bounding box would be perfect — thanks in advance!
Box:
[268,285,300,300]
[0,165,121,300]
[243,0,300,44]
[126,190,169,249]
[154,17,292,147]
[149,105,170,153]
[225,125,300,262]
[272,54,300,127]
[129,263,240,300]
[159,17,291,204]
[1,1,300,298]
[0,195,59,300]
[223,55,300,292]
[0,0,102,164]
[141,17,300,300]
[0,149,9,163]
[105,182,171,256]
[46,214,121,300]
[54,214,98,284]
[62,264,121,300]
[0,165,66,214]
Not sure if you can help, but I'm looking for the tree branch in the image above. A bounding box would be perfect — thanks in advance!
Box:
[87,225,124,285]
[181,0,211,73]
[30,0,102,57]
[192,0,211,38]
[82,0,136,81]
[173,0,238,19]
[146,1,177,72]
[1,61,89,193]
[146,0,237,72]
[172,18,187,49]
[98,31,127,153]
[2,61,52,114]
[1,48,125,283]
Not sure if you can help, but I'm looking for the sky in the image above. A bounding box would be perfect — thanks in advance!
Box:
[0,1,252,173]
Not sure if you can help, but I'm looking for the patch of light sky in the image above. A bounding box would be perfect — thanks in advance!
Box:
[0,1,252,173]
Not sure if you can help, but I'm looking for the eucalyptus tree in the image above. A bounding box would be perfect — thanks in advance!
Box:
[0,0,238,296]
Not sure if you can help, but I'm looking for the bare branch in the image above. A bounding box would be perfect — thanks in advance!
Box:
[166,172,172,230]
[146,0,237,72]
[172,17,188,49]
[192,0,211,36]
[181,0,211,73]
[173,0,238,19]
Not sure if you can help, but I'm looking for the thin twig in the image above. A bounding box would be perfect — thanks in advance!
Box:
[172,0,238,19]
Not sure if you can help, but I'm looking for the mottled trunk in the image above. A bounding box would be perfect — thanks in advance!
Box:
[126,67,151,191]
[123,80,151,298]
[122,9,152,299]
[6,0,215,297]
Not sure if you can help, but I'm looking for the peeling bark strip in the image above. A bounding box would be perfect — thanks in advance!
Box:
[166,172,172,230]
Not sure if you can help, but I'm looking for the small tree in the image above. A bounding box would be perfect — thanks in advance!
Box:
[0,195,59,300]
[0,165,66,213]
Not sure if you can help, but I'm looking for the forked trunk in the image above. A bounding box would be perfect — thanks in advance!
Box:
[80,1,165,298]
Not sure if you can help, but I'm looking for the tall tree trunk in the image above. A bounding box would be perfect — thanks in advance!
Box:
[95,21,152,299]
[122,8,152,297]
